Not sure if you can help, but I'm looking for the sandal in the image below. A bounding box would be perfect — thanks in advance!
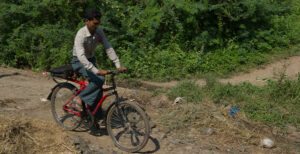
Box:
[71,100,83,112]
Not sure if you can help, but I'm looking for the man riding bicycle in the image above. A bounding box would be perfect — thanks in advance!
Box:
[72,9,126,111]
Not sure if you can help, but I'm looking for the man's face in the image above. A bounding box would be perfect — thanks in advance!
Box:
[85,18,100,34]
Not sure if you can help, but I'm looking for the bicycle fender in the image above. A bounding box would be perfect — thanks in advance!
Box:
[47,82,77,101]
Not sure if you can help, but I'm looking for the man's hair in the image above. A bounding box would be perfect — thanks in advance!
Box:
[84,9,102,20]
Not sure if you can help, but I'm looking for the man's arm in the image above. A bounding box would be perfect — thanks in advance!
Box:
[98,29,121,69]
[74,30,99,74]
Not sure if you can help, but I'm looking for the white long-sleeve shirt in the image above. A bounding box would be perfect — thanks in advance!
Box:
[72,25,120,74]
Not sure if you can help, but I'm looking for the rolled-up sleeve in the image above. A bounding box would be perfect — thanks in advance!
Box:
[74,31,99,74]
[98,29,121,68]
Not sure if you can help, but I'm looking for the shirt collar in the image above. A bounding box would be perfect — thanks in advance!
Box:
[84,25,92,37]
[84,25,100,37]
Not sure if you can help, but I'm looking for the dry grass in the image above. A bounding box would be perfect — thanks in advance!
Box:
[156,99,288,153]
[0,115,77,153]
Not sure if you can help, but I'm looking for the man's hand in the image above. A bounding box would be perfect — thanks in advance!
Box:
[118,67,127,72]
[97,70,108,76]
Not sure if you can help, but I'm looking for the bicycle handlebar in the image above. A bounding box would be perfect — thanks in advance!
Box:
[107,70,126,75]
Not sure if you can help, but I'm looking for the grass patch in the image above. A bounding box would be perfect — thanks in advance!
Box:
[151,89,166,97]
[167,81,202,104]
[165,74,300,129]
[208,74,300,128]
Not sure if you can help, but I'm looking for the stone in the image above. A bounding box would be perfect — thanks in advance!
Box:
[201,127,214,135]
[173,97,184,105]
[261,138,275,148]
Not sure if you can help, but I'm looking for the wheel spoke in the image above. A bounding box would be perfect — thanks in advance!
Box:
[130,131,140,146]
[106,102,150,152]
[51,85,81,130]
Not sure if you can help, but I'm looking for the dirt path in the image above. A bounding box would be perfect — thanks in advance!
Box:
[0,67,160,153]
[142,55,300,88]
[1,54,300,153]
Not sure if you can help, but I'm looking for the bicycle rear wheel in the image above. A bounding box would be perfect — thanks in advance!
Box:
[106,101,150,152]
[51,83,81,130]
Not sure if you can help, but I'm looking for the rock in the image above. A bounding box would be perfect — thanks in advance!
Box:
[201,127,214,135]
[261,138,275,148]
[40,98,48,102]
[173,97,184,105]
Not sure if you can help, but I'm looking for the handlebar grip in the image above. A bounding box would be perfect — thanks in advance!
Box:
[107,70,126,75]
[118,69,126,74]
[107,71,114,75]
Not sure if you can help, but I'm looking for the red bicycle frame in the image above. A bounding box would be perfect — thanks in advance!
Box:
[62,74,114,116]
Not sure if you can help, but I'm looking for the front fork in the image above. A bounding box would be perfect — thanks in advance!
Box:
[113,92,129,125]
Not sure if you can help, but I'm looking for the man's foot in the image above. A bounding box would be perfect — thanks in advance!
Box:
[97,120,106,129]
[72,96,83,112]
[90,123,102,136]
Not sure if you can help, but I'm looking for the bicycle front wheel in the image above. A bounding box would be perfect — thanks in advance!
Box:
[51,83,81,130]
[106,101,150,152]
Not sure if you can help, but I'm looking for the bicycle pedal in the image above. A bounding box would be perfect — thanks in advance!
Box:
[97,120,106,128]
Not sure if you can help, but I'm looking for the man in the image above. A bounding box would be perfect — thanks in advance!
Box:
[72,9,126,111]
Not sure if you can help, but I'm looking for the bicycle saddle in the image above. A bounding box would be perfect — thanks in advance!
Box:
[49,65,75,79]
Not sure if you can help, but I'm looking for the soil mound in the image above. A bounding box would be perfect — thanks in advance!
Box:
[0,115,77,153]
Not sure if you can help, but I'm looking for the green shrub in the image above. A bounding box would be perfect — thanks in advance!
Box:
[1,0,300,80]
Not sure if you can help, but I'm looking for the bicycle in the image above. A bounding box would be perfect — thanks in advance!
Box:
[47,65,150,152]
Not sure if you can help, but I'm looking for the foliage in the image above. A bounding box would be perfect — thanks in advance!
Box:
[0,0,300,80]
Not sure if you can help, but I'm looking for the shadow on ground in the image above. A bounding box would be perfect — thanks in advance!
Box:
[0,72,20,79]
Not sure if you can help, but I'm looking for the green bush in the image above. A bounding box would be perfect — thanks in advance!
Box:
[1,0,300,80]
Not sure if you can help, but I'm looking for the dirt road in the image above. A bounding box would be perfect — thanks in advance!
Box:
[142,55,300,88]
[1,55,300,153]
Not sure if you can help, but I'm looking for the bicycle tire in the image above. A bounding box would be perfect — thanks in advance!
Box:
[50,83,82,130]
[106,101,150,152]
